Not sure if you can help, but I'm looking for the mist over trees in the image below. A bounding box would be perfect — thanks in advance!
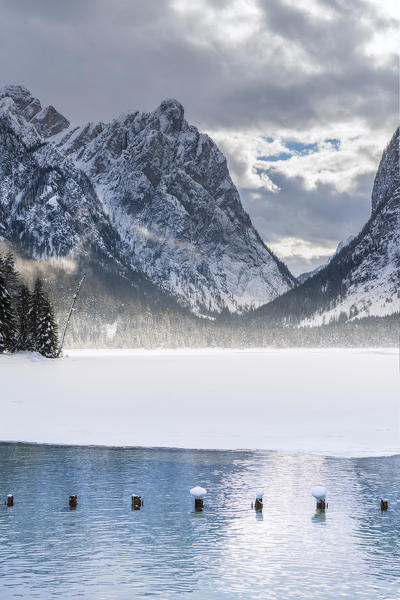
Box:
[0,247,397,352]
[0,252,58,357]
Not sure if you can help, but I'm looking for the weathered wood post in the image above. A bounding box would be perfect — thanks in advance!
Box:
[190,486,207,512]
[312,486,327,510]
[132,495,142,510]
[194,498,203,511]
[6,494,14,507]
[254,489,263,511]
[380,499,388,511]
[69,494,78,508]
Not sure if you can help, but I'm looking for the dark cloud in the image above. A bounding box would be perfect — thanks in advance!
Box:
[0,0,397,274]
[0,0,396,128]
[242,170,374,241]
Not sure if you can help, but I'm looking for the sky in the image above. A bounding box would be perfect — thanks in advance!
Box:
[0,0,398,275]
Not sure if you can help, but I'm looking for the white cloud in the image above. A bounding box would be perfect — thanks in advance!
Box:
[212,122,389,196]
[268,236,337,261]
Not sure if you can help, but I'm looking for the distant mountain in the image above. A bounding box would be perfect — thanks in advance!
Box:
[297,236,355,284]
[251,127,400,326]
[0,85,296,316]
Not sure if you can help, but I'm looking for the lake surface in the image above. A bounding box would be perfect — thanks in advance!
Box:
[0,443,399,599]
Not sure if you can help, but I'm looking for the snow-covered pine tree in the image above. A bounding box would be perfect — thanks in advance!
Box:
[15,284,32,351]
[3,251,21,297]
[0,264,16,352]
[31,277,59,357]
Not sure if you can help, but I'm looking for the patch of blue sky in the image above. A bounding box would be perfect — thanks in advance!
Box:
[284,140,318,154]
[258,137,340,162]
[325,138,340,150]
[258,152,293,162]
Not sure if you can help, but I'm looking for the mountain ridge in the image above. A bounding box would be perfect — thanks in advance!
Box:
[0,85,296,315]
[250,127,399,326]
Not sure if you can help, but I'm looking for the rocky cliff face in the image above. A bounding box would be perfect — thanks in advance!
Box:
[252,127,400,326]
[0,85,296,315]
[371,128,399,213]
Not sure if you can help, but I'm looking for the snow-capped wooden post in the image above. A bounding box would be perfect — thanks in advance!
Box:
[380,499,388,511]
[6,494,13,507]
[252,489,263,511]
[190,486,207,511]
[69,494,78,508]
[312,486,327,510]
[132,495,142,510]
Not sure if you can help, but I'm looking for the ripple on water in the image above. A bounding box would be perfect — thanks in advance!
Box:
[0,444,399,599]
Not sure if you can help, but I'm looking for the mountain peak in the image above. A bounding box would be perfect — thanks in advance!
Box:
[0,84,70,136]
[0,84,42,118]
[0,88,296,314]
[0,84,33,104]
[152,98,185,133]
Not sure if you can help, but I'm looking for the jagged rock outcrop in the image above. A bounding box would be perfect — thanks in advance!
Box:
[0,85,296,315]
[252,127,400,326]
[371,128,399,213]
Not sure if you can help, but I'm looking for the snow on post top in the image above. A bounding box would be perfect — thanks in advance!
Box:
[190,486,207,498]
[311,486,327,500]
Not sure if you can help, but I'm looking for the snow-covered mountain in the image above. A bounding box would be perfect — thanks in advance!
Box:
[297,236,355,284]
[252,127,400,326]
[0,85,296,315]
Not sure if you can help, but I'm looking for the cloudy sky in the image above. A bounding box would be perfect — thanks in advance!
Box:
[0,0,397,274]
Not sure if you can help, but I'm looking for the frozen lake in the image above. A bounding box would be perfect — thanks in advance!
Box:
[1,348,399,456]
[0,443,399,599]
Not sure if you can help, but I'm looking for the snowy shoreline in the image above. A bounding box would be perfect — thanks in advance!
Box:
[2,348,399,458]
[1,440,399,459]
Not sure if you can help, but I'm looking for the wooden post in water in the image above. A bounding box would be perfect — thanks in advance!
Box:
[194,498,204,511]
[380,499,388,511]
[190,486,207,512]
[254,498,263,511]
[6,494,13,506]
[132,495,142,510]
[253,489,264,511]
[312,486,327,511]
[69,494,78,508]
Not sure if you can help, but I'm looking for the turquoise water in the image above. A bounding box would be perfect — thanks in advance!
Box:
[0,444,398,599]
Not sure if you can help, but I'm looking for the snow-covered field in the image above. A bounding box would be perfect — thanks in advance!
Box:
[1,348,399,457]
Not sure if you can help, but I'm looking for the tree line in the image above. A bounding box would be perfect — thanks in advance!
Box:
[0,252,59,357]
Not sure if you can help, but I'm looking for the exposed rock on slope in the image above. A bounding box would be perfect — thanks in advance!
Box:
[0,85,296,315]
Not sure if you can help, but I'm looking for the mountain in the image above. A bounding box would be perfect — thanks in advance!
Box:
[297,236,355,284]
[251,127,400,326]
[0,85,296,316]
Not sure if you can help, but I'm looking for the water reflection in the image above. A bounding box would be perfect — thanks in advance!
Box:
[311,510,326,524]
[0,443,398,599]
